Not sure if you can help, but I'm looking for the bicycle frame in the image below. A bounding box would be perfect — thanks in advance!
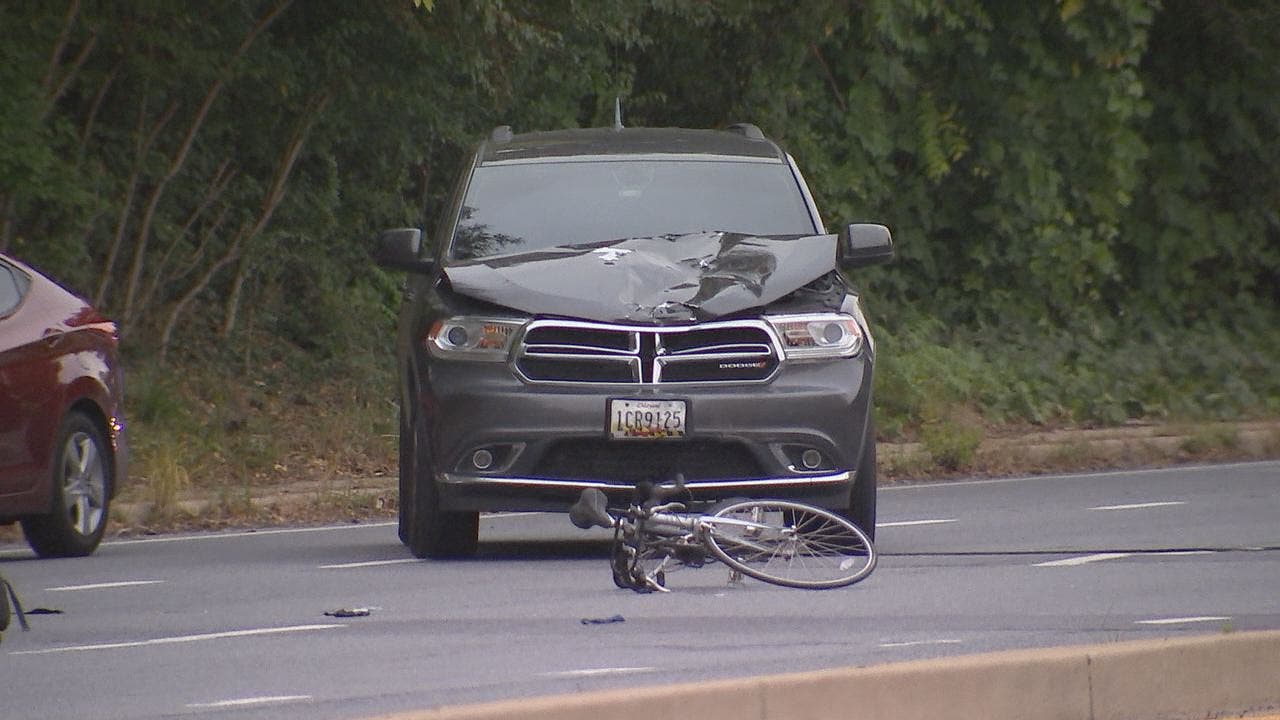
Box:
[612,503,792,592]
[572,482,877,592]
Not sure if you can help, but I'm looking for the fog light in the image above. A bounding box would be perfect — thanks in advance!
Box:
[472,449,494,470]
[800,449,823,470]
[447,325,469,346]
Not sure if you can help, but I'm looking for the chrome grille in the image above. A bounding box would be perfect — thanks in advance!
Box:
[515,319,780,384]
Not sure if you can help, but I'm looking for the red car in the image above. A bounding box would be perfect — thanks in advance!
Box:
[0,253,126,557]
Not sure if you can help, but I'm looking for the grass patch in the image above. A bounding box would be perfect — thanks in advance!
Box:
[880,447,933,481]
[1178,424,1241,456]
[125,364,396,490]
[139,436,191,524]
[921,412,985,471]
[875,313,1280,440]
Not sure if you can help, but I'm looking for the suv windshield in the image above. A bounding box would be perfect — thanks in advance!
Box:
[449,159,816,261]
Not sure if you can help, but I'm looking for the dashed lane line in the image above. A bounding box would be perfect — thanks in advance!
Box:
[878,639,963,649]
[540,667,658,678]
[1033,552,1135,568]
[1034,550,1217,567]
[881,460,1279,490]
[877,519,958,528]
[319,559,420,569]
[186,696,312,709]
[1090,501,1186,511]
[45,580,166,592]
[101,522,398,547]
[1135,616,1232,626]
[8,624,344,655]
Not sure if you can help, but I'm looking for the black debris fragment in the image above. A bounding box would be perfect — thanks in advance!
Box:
[324,607,372,618]
[580,614,625,625]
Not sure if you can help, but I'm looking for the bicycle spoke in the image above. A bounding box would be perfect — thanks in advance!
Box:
[704,501,876,589]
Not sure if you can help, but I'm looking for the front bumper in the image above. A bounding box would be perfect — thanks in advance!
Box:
[437,470,853,512]
[418,353,875,513]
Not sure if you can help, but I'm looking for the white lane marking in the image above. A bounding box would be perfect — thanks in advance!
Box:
[881,460,1280,491]
[879,639,963,649]
[1034,553,1134,567]
[186,696,311,709]
[540,667,657,678]
[1035,550,1216,567]
[877,519,958,528]
[9,624,343,655]
[1136,616,1231,626]
[1091,501,1186,511]
[101,522,399,547]
[319,559,419,569]
[46,580,165,592]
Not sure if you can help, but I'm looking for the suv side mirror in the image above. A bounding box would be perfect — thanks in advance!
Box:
[374,228,435,274]
[838,223,894,269]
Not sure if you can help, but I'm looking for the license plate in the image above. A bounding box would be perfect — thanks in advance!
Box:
[608,399,687,439]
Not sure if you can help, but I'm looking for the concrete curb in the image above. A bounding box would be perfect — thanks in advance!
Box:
[365,631,1280,720]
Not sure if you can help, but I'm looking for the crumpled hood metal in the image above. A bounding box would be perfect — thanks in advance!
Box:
[441,231,838,323]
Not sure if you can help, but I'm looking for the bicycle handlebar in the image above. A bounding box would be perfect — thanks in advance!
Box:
[635,473,690,508]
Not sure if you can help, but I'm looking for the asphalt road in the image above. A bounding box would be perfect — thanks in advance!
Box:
[2,461,1277,720]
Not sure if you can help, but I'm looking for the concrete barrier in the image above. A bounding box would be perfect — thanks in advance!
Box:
[368,631,1280,720]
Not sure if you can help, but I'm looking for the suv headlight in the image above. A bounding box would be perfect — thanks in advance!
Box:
[426,317,524,361]
[765,313,865,360]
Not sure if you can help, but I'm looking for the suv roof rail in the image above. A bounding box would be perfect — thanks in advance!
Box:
[490,125,514,143]
[726,123,765,140]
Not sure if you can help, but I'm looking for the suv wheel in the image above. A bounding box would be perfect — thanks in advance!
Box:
[842,423,877,542]
[397,403,414,545]
[406,411,479,559]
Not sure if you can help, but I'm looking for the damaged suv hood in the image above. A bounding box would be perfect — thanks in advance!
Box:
[442,231,837,323]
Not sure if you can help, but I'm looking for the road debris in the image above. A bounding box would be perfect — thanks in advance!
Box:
[324,607,372,618]
[580,614,625,625]
[1,573,31,641]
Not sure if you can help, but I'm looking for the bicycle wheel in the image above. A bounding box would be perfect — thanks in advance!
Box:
[702,500,876,589]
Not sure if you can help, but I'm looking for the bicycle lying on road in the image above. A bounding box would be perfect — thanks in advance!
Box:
[569,478,876,592]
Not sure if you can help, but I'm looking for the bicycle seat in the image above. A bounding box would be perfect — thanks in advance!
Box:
[569,488,614,530]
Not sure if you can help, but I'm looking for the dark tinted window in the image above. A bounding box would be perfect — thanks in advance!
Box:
[450,159,815,261]
[0,262,27,316]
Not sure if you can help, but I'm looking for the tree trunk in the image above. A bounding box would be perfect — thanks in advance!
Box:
[77,63,119,164]
[220,257,250,339]
[156,89,324,363]
[39,1,99,123]
[119,0,294,333]
[809,43,847,114]
[94,96,178,308]
[156,246,240,366]
[136,159,235,314]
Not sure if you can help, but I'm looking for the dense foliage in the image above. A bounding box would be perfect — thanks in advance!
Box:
[2,0,1277,431]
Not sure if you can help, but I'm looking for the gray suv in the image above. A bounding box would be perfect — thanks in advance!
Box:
[376,123,893,558]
